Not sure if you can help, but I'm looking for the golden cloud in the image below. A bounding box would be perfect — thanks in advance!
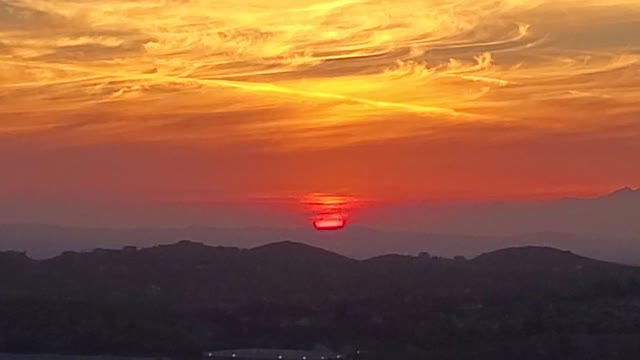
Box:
[1,0,639,149]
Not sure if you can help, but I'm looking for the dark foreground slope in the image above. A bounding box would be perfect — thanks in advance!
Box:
[2,241,640,359]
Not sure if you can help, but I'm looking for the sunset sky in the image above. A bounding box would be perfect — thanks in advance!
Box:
[1,0,640,226]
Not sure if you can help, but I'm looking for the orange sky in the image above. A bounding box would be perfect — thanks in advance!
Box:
[1,0,640,212]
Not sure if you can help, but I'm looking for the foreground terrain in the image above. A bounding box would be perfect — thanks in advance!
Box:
[2,241,640,359]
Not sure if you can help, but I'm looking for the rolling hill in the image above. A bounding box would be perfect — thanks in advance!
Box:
[3,241,640,358]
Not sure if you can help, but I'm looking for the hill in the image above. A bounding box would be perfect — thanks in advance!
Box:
[2,242,640,359]
[473,246,598,270]
[5,219,640,265]
[1,241,638,304]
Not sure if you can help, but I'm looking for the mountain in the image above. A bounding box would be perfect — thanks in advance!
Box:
[606,186,640,199]
[3,221,640,265]
[472,246,595,270]
[249,240,353,264]
[0,241,637,306]
[3,187,640,262]
[3,241,640,359]
[369,187,640,238]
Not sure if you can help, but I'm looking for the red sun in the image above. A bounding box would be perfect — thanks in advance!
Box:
[302,193,357,231]
[313,213,346,231]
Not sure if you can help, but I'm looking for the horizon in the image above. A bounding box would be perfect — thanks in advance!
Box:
[0,237,600,264]
[0,185,637,227]
[2,183,640,263]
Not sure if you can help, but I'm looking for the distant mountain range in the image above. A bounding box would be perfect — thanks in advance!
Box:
[0,226,638,266]
[394,186,640,238]
[1,187,639,263]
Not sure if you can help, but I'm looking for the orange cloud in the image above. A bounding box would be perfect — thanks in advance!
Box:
[1,0,640,203]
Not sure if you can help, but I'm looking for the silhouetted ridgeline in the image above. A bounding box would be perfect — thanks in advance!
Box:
[2,241,640,359]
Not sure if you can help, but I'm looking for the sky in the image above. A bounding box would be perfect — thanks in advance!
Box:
[1,0,640,227]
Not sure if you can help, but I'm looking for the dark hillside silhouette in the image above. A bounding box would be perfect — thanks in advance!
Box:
[2,241,640,359]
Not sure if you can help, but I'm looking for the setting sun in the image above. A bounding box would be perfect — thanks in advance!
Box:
[302,193,357,230]
[313,213,346,231]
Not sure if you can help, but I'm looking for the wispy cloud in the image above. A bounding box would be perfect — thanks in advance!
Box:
[1,0,639,150]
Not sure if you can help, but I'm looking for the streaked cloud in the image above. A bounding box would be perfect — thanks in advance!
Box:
[1,0,640,206]
[1,0,638,149]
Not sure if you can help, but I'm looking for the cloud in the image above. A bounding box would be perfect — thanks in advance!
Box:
[0,0,61,30]
[1,0,639,154]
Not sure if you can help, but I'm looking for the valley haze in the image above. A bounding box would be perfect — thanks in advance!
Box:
[2,188,639,264]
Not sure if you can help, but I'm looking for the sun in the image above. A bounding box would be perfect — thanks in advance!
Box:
[313,213,347,231]
[302,193,357,231]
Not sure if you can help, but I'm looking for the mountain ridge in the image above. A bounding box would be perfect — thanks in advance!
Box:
[0,239,621,265]
[1,240,637,304]
[4,222,640,264]
[3,240,640,358]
